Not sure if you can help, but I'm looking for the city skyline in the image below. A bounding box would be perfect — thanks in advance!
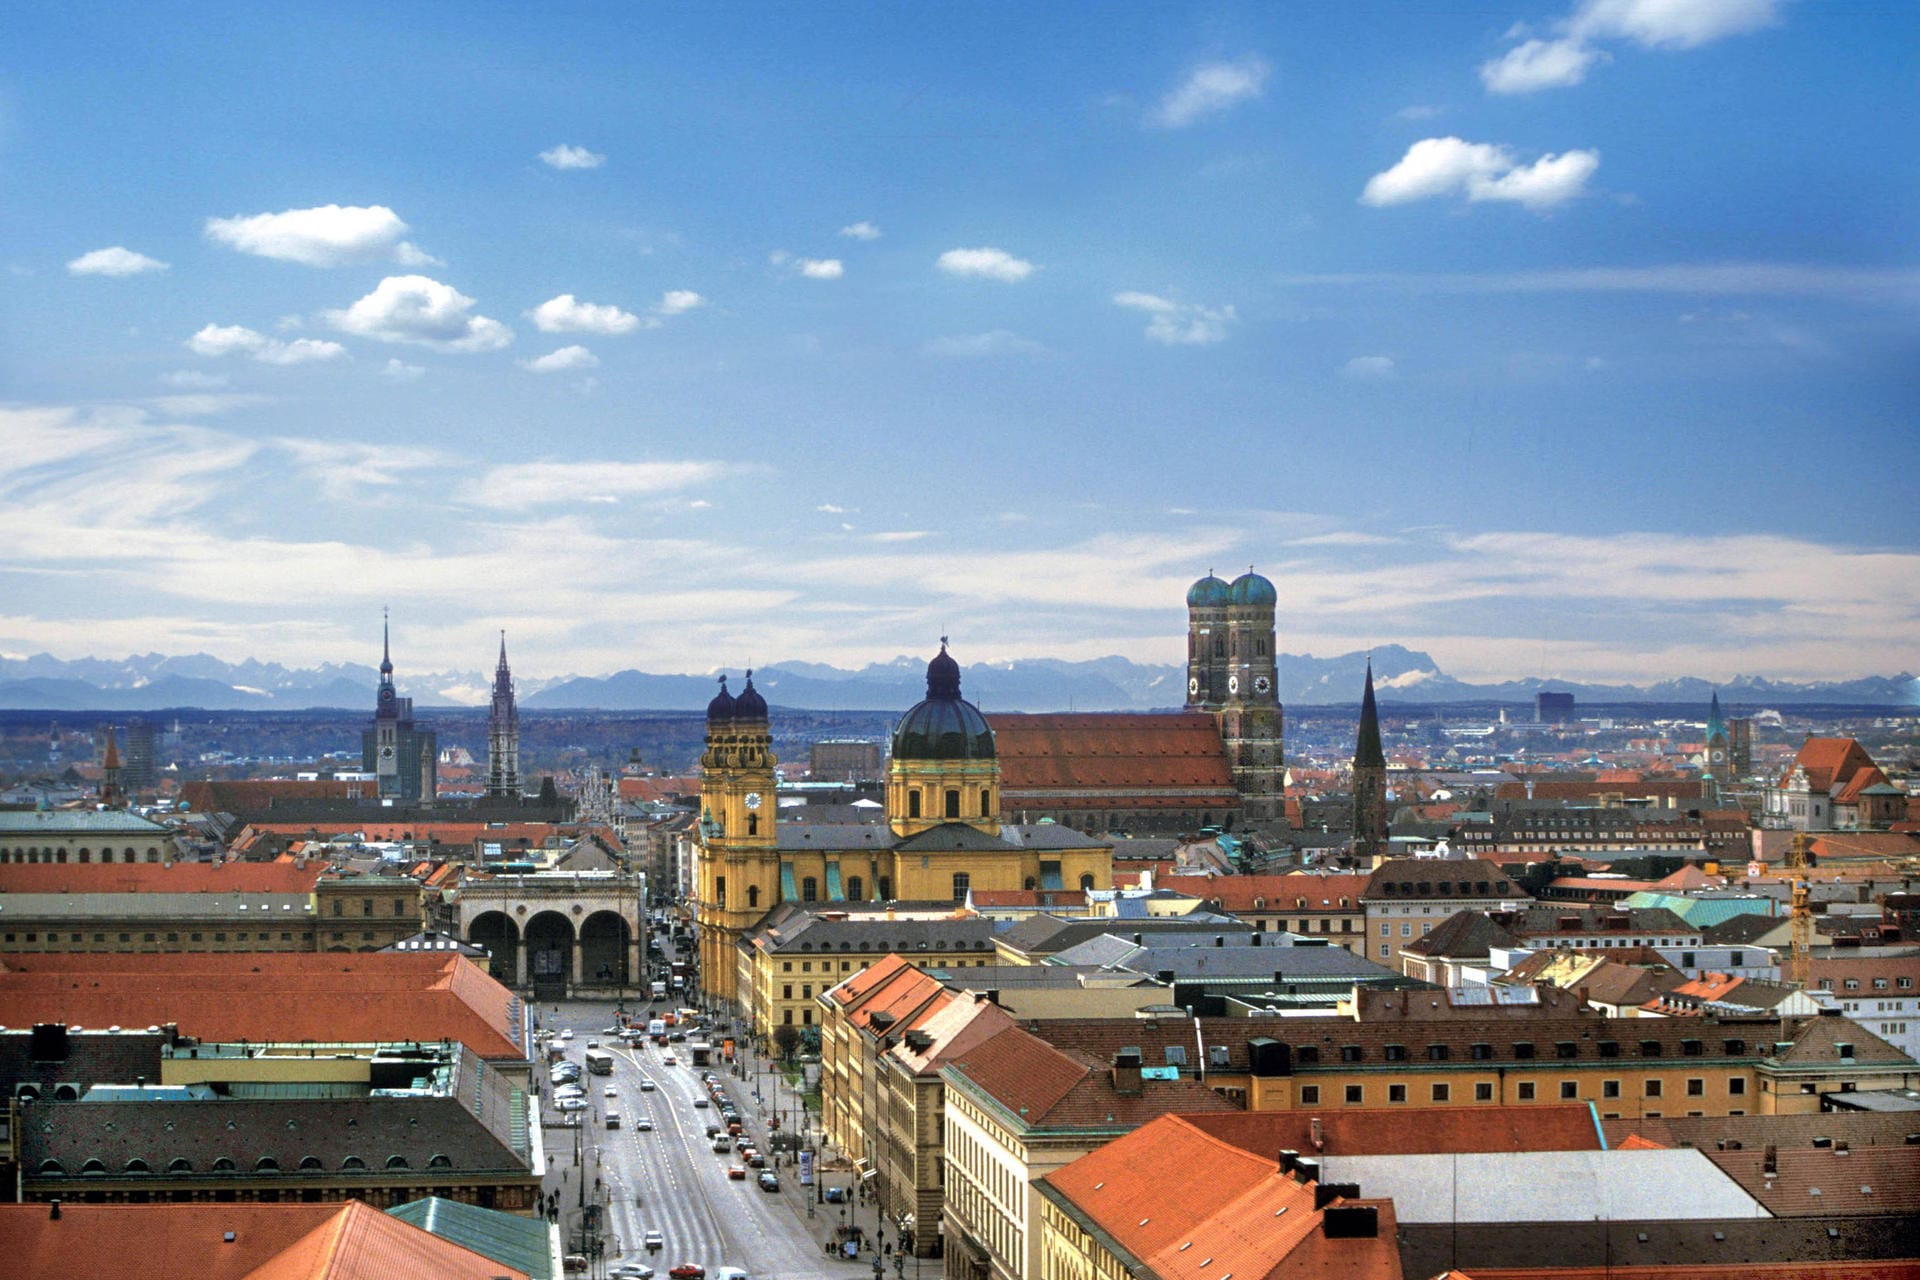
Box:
[4,2,1916,684]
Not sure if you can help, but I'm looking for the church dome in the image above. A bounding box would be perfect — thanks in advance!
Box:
[892,643,995,760]
[733,670,768,720]
[1186,573,1231,607]
[1229,570,1277,606]
[706,674,737,722]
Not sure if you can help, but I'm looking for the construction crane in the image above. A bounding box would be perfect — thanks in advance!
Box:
[1786,832,1813,989]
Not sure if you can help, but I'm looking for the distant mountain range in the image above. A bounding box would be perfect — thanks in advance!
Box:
[0,647,1912,712]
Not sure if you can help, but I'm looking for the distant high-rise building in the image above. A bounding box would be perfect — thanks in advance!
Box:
[1351,659,1388,860]
[1184,569,1285,825]
[486,631,520,798]
[361,612,437,803]
[810,739,881,783]
[120,716,156,794]
[1534,691,1575,724]
[1727,717,1753,779]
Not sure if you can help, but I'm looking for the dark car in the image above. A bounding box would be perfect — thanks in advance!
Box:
[758,1171,780,1192]
[824,1186,847,1204]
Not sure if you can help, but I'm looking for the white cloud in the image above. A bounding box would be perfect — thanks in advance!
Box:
[839,221,882,241]
[1151,56,1270,128]
[159,370,228,390]
[1480,37,1606,92]
[187,324,348,365]
[869,531,929,543]
[1484,0,1780,95]
[325,275,513,352]
[1112,292,1237,345]
[67,246,168,276]
[275,437,448,501]
[1361,137,1598,210]
[657,290,704,316]
[528,294,642,335]
[1341,355,1397,379]
[392,241,444,267]
[1571,0,1781,49]
[522,345,599,373]
[204,204,427,267]
[937,247,1035,282]
[380,358,426,382]
[540,144,606,170]
[459,460,721,509]
[817,503,848,514]
[797,258,844,280]
[922,330,1048,358]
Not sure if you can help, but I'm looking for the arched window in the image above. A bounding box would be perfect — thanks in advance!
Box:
[256,1157,280,1173]
[908,791,922,819]
[81,1158,108,1175]
[801,877,818,902]
[299,1156,323,1171]
[1079,874,1095,891]
[341,1156,367,1171]
[125,1159,151,1173]
[166,1158,192,1174]
[715,876,726,908]
[747,813,758,836]
[428,1154,452,1169]
[210,1157,237,1172]
[38,1159,65,1175]
[1024,877,1036,891]
[746,885,760,909]
[54,1084,79,1101]
[980,788,992,815]
[385,1155,409,1170]
[846,876,864,902]
[945,789,961,819]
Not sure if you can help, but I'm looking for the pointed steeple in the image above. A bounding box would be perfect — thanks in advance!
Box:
[380,607,394,677]
[1354,658,1385,770]
[1706,689,1726,741]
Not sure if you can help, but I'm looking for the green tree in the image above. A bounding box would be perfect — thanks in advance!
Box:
[772,1023,801,1061]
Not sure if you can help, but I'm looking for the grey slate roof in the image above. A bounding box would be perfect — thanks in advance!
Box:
[0,809,169,835]
[388,1195,554,1280]
[1322,1149,1769,1223]
[996,913,1253,958]
[775,824,896,851]
[1099,942,1402,983]
[761,913,996,955]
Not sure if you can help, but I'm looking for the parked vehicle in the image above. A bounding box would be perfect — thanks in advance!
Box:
[644,1230,665,1253]
[757,1172,779,1192]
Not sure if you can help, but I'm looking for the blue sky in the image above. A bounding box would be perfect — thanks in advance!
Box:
[2,1,1916,691]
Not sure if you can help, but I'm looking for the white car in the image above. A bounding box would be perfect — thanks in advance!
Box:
[611,1266,655,1279]
[605,1086,618,1098]
[561,1029,575,1041]
[557,1097,588,1112]
[639,1078,657,1092]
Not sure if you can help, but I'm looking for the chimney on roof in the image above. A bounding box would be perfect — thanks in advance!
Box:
[1314,1181,1359,1210]
[48,1201,60,1220]
[1322,1205,1379,1239]
[1111,1048,1143,1096]
[1278,1148,1300,1175]
[1293,1156,1320,1185]
[1764,1144,1777,1174]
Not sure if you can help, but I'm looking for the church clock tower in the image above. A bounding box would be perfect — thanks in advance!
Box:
[695,672,778,1007]
[1188,570,1285,826]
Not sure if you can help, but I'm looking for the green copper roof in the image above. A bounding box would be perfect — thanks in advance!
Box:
[387,1195,553,1279]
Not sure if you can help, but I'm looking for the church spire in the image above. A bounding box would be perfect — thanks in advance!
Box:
[1351,657,1388,862]
[1706,689,1726,741]
[380,607,393,677]
[486,629,520,798]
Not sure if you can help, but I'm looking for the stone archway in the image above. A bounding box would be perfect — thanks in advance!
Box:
[579,911,631,988]
[523,910,575,995]
[468,910,520,986]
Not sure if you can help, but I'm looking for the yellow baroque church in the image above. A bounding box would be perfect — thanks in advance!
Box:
[694,644,1114,1006]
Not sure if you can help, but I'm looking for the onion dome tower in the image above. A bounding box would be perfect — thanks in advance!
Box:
[888,640,1001,838]
[1187,568,1285,827]
[696,670,777,1007]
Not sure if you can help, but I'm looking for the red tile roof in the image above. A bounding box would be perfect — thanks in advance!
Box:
[1042,1115,1402,1280]
[944,1024,1237,1130]
[1179,1104,1603,1156]
[0,1201,526,1280]
[1780,737,1878,792]
[181,779,359,812]
[0,952,525,1062]
[1444,1265,1920,1280]
[990,713,1238,803]
[1158,873,1370,914]
[0,860,325,895]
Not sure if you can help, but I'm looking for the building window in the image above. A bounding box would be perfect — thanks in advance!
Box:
[1603,1080,1620,1098]
[1299,1086,1320,1105]
[1729,1078,1746,1095]
[847,876,863,901]
[1645,1079,1663,1097]
[944,789,961,819]
[332,900,343,917]
[783,1010,793,1025]
[951,872,970,902]
[908,791,922,819]
[1517,1082,1536,1100]
[1687,1078,1704,1096]
[980,788,992,815]
[1432,1083,1450,1102]
[393,898,407,916]
[1475,1082,1493,1101]
[802,877,819,902]
[1344,1085,1363,1105]
[1560,1081,1578,1100]
[747,885,759,908]
[362,898,373,916]
[1388,1084,1407,1103]
[715,876,726,908]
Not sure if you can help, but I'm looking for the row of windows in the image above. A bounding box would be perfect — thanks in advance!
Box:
[905,788,993,820]
[1298,1036,1748,1066]
[1298,1076,1745,1105]
[1,847,162,863]
[1821,976,1914,991]
[328,897,411,917]
[4,930,318,944]
[37,1153,452,1175]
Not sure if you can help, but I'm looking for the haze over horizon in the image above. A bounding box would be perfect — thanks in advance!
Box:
[5,3,1915,686]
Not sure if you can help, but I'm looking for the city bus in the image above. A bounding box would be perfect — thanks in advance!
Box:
[583,1048,614,1076]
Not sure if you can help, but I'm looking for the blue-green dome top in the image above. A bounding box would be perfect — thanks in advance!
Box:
[1186,573,1232,607]
[1230,570,1276,606]
[892,642,996,760]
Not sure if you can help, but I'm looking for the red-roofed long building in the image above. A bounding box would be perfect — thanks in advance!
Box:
[989,712,1245,834]
[1766,737,1907,832]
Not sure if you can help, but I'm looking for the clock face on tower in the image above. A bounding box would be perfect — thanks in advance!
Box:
[1253,675,1272,695]
[744,792,762,811]
[1188,677,1199,696]
[1711,750,1725,764]
[1227,675,1240,695]
[379,745,394,760]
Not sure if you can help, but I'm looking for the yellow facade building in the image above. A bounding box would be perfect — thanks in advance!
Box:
[696,650,1114,1008]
